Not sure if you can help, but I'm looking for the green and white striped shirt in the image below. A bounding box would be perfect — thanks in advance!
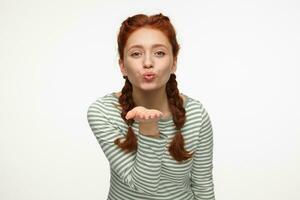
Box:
[87,92,215,200]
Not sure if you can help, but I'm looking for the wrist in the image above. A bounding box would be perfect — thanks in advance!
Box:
[139,122,159,136]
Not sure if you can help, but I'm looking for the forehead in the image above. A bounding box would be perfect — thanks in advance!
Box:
[125,28,171,50]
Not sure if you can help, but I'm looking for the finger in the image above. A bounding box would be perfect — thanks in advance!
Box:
[146,111,152,119]
[126,111,134,120]
[125,112,130,120]
[156,111,163,117]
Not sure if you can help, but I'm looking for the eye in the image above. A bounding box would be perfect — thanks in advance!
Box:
[155,51,165,57]
[130,52,141,57]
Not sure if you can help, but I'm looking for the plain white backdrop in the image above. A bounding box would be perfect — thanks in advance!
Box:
[1,0,299,199]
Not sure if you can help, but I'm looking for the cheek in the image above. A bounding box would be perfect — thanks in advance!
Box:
[158,69,172,83]
[124,65,140,82]
[161,66,172,75]
[124,61,137,75]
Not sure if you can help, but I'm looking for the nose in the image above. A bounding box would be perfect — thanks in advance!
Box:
[143,53,153,69]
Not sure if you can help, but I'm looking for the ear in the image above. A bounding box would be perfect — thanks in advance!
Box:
[119,59,127,76]
[171,58,177,74]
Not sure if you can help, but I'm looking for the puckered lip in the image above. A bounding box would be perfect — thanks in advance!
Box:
[142,72,156,76]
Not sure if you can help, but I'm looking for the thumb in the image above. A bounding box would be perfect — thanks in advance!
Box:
[125,111,133,120]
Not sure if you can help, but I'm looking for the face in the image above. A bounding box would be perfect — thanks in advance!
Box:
[119,27,177,92]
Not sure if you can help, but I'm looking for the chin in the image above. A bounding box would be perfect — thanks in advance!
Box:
[140,83,165,91]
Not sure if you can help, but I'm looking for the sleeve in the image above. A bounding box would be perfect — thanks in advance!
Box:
[191,105,215,200]
[87,100,168,195]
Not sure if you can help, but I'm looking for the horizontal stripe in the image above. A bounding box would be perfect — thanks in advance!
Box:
[87,92,215,200]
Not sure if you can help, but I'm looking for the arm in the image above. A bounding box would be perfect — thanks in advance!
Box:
[191,106,215,200]
[87,100,167,194]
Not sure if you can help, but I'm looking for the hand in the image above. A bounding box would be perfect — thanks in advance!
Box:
[125,106,164,123]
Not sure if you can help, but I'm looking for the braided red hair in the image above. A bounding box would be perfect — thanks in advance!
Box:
[114,13,194,162]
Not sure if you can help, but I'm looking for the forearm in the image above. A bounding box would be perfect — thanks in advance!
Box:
[88,104,167,194]
[130,133,167,193]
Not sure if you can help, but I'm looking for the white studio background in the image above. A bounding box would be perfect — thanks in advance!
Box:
[1,0,299,199]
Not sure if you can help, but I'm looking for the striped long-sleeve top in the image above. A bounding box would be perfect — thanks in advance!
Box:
[87,92,215,200]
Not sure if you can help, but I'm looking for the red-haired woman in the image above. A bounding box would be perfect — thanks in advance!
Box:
[87,13,215,200]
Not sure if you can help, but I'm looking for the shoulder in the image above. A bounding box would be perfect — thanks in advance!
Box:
[87,92,119,116]
[183,93,208,115]
[182,93,212,127]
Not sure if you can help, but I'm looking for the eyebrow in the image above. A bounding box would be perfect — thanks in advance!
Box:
[127,44,168,51]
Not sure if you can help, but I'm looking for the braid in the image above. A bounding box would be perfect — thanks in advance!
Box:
[114,76,137,153]
[114,74,194,162]
[115,13,192,162]
[166,74,194,162]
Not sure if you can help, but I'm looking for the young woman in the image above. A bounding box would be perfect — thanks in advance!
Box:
[87,13,215,200]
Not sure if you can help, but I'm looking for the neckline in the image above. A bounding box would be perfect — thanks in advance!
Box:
[110,92,189,122]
